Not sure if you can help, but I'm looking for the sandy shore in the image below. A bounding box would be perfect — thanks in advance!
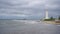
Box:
[43,21,60,25]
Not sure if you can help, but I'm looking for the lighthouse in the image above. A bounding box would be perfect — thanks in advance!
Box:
[45,8,49,19]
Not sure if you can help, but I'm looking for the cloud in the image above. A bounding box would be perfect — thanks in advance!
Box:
[0,0,60,19]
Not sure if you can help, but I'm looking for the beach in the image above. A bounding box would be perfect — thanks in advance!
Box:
[0,20,60,34]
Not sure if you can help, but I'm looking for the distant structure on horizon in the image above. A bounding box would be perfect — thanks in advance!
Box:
[45,8,49,19]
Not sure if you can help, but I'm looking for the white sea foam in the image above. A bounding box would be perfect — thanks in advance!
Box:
[24,21,38,24]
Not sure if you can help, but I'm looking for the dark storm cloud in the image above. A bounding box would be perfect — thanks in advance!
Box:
[0,0,60,19]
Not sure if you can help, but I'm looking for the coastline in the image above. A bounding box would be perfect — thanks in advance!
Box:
[43,21,60,25]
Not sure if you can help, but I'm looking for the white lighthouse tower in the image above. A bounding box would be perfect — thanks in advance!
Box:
[45,8,49,19]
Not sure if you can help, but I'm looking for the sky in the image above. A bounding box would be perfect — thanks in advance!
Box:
[0,0,60,19]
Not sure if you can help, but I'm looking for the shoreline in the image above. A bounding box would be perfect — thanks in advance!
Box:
[43,21,60,25]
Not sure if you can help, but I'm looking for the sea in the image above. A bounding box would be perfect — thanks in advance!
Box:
[0,20,60,34]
